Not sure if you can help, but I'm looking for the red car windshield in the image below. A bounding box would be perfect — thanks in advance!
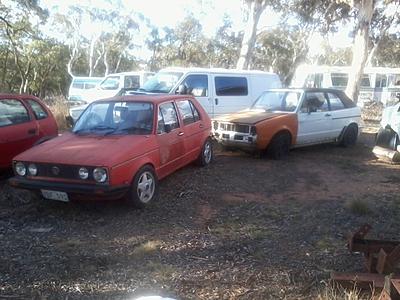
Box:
[73,101,154,135]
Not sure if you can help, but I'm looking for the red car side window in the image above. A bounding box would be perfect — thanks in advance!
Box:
[157,102,179,134]
[0,99,31,127]
[26,99,48,120]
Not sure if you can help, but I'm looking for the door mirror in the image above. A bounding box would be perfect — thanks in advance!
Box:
[164,124,172,133]
[176,84,187,95]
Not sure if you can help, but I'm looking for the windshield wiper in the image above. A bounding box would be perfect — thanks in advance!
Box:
[73,125,116,135]
[104,126,150,135]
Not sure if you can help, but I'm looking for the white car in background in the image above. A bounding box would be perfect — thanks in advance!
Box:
[69,71,154,121]
[68,76,104,102]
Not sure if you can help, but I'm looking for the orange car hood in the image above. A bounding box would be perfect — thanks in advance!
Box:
[14,132,155,167]
[215,109,286,124]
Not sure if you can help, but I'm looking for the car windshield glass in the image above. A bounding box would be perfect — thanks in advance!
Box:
[251,91,301,112]
[100,76,120,90]
[73,101,153,135]
[139,72,183,93]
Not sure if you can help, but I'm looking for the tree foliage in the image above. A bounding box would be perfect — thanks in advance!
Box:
[0,0,400,98]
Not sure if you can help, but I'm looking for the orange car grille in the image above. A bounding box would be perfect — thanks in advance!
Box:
[219,123,250,134]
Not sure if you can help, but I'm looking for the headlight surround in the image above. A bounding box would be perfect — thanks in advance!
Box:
[79,167,89,180]
[15,162,26,176]
[93,167,107,183]
[28,163,38,176]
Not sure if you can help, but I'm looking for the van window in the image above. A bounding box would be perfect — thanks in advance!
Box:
[215,77,248,96]
[331,73,348,87]
[100,76,120,90]
[375,74,387,88]
[361,75,371,87]
[179,75,208,97]
[124,76,140,89]
[305,73,323,88]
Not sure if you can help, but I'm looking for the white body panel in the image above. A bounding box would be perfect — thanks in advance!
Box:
[156,67,282,118]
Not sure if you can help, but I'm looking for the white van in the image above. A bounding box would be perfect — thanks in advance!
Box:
[68,77,104,102]
[134,67,282,118]
[69,71,154,121]
[291,65,400,106]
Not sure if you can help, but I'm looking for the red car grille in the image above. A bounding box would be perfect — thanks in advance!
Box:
[36,163,92,180]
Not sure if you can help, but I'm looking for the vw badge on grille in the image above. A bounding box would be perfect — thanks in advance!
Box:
[52,166,60,176]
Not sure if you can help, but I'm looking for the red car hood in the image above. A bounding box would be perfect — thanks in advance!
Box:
[14,132,155,167]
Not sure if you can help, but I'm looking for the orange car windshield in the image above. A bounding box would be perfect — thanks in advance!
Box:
[252,91,301,112]
[73,101,154,135]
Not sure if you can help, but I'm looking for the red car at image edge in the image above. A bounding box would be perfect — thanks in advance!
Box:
[9,94,213,208]
[0,94,58,172]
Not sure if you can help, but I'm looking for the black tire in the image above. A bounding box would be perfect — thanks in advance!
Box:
[267,132,291,160]
[127,165,158,208]
[197,138,213,166]
[340,124,358,147]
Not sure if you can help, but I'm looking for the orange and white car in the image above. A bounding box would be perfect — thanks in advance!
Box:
[213,88,361,159]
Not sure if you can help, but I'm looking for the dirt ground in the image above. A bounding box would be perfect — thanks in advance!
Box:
[1,128,400,300]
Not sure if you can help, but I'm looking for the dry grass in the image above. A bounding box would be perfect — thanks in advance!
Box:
[317,282,375,300]
[131,240,162,257]
[43,95,70,131]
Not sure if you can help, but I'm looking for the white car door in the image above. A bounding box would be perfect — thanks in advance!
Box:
[296,91,334,145]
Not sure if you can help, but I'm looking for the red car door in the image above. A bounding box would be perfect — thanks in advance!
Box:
[0,97,38,169]
[155,102,185,178]
[23,96,58,141]
[176,99,205,161]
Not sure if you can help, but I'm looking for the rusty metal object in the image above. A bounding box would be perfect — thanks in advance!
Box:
[348,224,400,274]
[332,225,400,297]
[378,278,400,300]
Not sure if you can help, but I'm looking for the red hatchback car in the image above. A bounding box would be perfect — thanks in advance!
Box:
[9,95,213,207]
[0,94,58,172]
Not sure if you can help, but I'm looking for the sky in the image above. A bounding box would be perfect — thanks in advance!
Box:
[38,0,353,59]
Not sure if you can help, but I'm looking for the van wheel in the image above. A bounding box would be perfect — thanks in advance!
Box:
[127,165,158,208]
[198,138,213,166]
[340,125,358,147]
[267,132,291,160]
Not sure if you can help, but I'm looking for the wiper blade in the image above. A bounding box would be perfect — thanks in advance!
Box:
[73,125,116,135]
[104,126,150,135]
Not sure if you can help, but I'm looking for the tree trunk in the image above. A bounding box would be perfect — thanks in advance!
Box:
[345,0,375,103]
[236,0,267,70]
[88,34,100,77]
[114,52,123,73]
[103,48,110,76]
[67,41,79,78]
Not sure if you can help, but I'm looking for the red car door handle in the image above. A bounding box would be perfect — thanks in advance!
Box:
[199,124,204,128]
[177,132,184,136]
[28,128,36,135]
